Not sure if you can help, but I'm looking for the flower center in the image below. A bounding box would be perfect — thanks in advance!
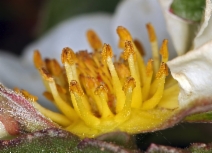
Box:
[23,24,180,138]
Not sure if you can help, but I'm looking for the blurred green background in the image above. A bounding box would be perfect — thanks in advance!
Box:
[0,0,120,55]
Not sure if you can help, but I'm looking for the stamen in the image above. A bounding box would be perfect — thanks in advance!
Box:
[114,63,130,84]
[33,102,71,127]
[156,62,169,79]
[43,91,54,102]
[146,23,159,73]
[70,80,100,127]
[49,59,62,77]
[116,26,133,49]
[133,39,145,56]
[158,84,179,109]
[102,44,125,113]
[124,41,142,108]
[143,59,153,100]
[160,39,169,63]
[80,76,102,114]
[14,88,38,102]
[39,68,78,120]
[142,63,167,109]
[117,27,146,86]
[61,47,77,65]
[61,47,79,82]
[86,29,103,51]
[115,77,135,123]
[33,50,44,69]
[95,84,113,118]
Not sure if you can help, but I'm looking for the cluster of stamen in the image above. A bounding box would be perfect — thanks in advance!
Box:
[23,24,180,138]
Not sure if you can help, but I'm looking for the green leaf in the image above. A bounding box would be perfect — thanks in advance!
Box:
[185,111,212,123]
[0,128,140,152]
[0,128,80,152]
[146,143,212,153]
[171,0,205,22]
[37,0,121,36]
[96,131,137,150]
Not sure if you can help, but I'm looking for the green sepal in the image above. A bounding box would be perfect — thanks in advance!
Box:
[171,0,205,22]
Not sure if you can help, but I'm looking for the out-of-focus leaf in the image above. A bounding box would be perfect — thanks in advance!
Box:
[0,83,57,138]
[146,143,184,153]
[185,111,212,123]
[0,128,80,152]
[189,143,212,152]
[78,138,140,153]
[0,128,140,152]
[171,0,205,22]
[96,131,137,150]
[146,143,212,153]
[37,0,121,36]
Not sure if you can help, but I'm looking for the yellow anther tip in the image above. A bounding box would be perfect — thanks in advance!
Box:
[123,77,136,92]
[123,41,135,60]
[14,87,38,102]
[146,59,153,76]
[61,47,76,65]
[116,26,132,41]
[51,59,62,76]
[86,29,103,50]
[146,23,156,42]
[69,80,84,96]
[156,62,169,79]
[102,44,113,61]
[95,84,108,95]
[160,39,169,61]
[33,50,44,69]
[39,67,54,82]
[80,75,98,89]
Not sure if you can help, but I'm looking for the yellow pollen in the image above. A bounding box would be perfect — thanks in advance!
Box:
[123,41,135,60]
[39,67,54,82]
[146,59,153,77]
[61,47,77,65]
[86,29,103,51]
[156,62,169,79]
[146,23,156,42]
[117,26,133,49]
[122,77,136,93]
[101,44,113,61]
[32,25,179,138]
[14,87,38,102]
[33,50,44,69]
[69,80,84,97]
[160,39,169,63]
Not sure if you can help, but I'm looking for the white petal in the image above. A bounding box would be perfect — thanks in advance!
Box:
[0,52,58,111]
[23,13,114,64]
[112,0,177,61]
[193,0,212,49]
[159,0,198,56]
[167,41,212,107]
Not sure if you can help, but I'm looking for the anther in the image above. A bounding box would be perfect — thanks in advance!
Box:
[69,80,84,97]
[61,47,76,65]
[160,39,169,63]
[122,77,136,93]
[123,41,135,60]
[101,44,113,62]
[86,29,103,51]
[146,23,156,42]
[33,50,44,69]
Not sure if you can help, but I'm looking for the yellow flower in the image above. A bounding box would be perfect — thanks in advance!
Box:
[24,24,182,138]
